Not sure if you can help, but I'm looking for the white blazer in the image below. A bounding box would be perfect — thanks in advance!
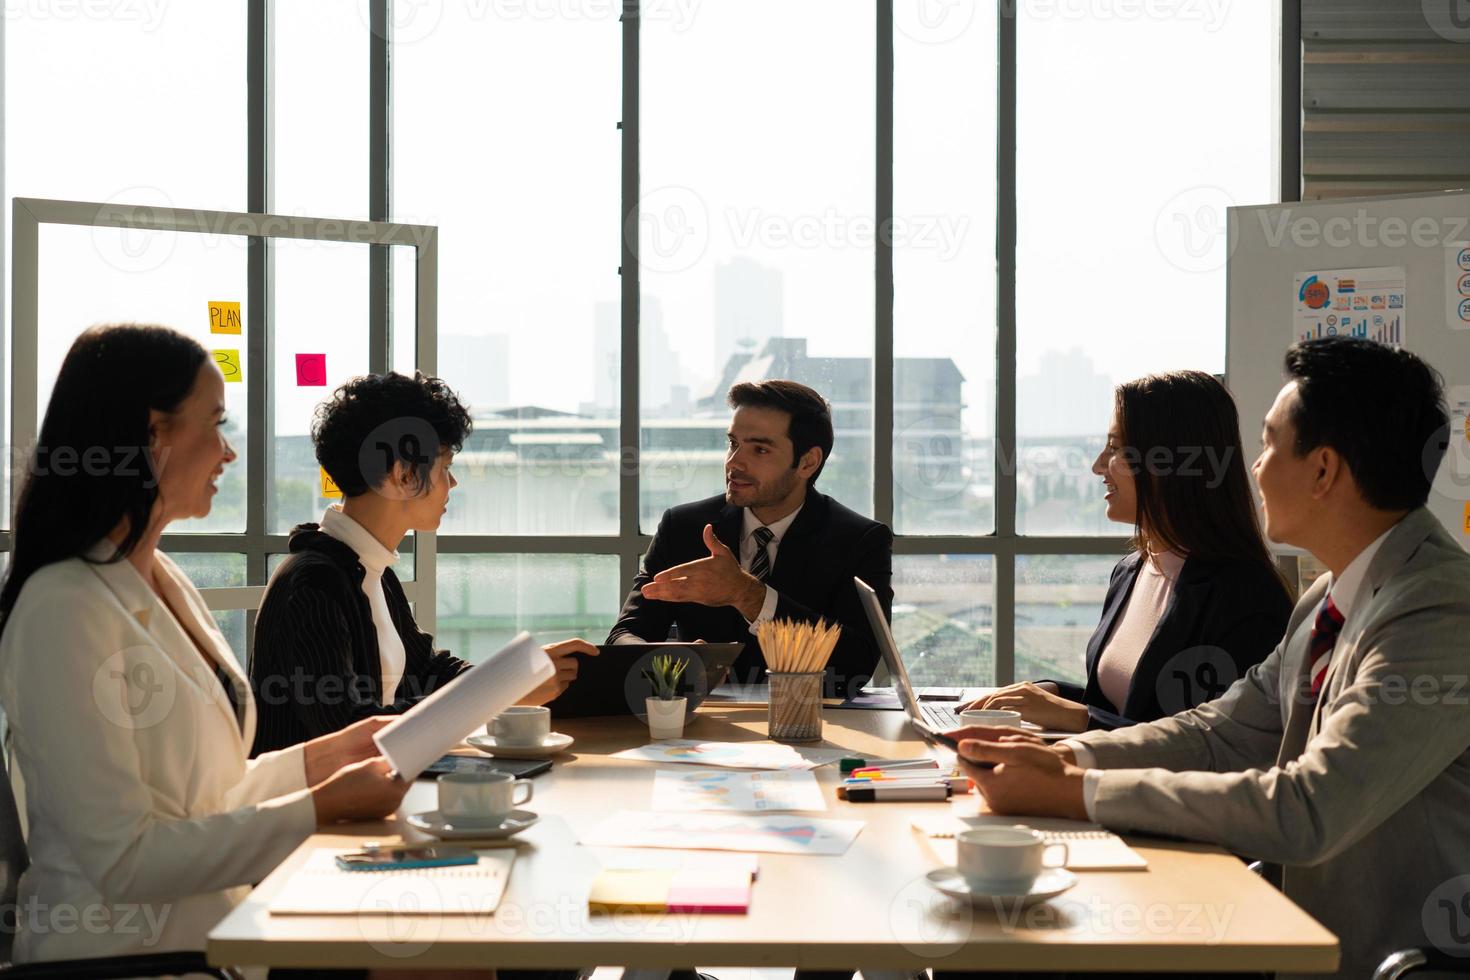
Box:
[0,545,317,963]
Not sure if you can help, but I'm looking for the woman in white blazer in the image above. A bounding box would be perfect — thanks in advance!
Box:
[0,324,411,971]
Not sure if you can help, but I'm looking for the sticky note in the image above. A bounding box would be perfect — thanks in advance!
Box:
[588,870,675,913]
[1463,501,1470,535]
[320,467,343,499]
[208,301,241,334]
[296,353,326,386]
[212,349,242,382]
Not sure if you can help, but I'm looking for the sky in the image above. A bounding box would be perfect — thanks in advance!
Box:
[6,0,1278,444]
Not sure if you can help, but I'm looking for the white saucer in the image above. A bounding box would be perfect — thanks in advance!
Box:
[466,732,575,759]
[407,809,540,840]
[925,867,1077,908]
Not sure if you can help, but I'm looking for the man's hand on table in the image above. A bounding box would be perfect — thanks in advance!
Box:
[950,728,1089,821]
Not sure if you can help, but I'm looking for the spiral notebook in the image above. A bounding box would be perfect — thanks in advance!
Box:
[268,848,517,916]
[910,816,1148,870]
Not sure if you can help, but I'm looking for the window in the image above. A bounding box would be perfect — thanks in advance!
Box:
[893,555,994,688]
[640,0,876,528]
[394,3,621,537]
[893,0,997,536]
[3,4,1283,687]
[1014,4,1279,536]
[1015,554,1115,686]
[436,555,621,663]
[270,239,372,532]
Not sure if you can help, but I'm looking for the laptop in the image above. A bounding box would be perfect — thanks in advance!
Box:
[548,642,743,719]
[853,577,974,738]
[854,576,1070,743]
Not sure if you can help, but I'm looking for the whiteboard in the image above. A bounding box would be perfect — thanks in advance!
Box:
[1225,190,1470,550]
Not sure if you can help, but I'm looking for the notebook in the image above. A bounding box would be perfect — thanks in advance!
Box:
[910,816,1148,870]
[268,848,517,916]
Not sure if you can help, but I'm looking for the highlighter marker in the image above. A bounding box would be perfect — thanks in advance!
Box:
[845,783,951,802]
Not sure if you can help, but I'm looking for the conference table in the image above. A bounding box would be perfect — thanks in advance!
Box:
[207,703,1340,974]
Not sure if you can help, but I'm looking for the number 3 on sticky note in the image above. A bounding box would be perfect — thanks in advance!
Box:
[213,349,242,383]
[321,467,343,499]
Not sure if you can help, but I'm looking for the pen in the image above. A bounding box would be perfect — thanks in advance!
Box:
[850,760,941,775]
[845,783,951,802]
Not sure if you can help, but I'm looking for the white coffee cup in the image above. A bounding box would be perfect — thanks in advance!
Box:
[438,772,534,825]
[959,708,1024,728]
[490,705,551,746]
[955,826,1068,892]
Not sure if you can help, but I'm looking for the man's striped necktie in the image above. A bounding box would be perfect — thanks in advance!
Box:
[1308,594,1345,699]
[748,526,775,581]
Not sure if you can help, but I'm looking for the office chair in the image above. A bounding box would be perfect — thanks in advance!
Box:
[0,753,240,979]
[1374,948,1470,979]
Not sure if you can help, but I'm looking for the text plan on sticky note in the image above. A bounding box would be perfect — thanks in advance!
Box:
[296,353,327,386]
[213,349,242,382]
[208,301,242,335]
[321,467,343,499]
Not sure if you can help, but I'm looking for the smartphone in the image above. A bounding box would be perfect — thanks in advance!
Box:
[917,723,997,769]
[335,845,479,872]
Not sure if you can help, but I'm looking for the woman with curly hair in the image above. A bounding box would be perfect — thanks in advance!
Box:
[250,371,594,756]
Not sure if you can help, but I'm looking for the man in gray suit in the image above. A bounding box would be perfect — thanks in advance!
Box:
[954,337,1470,980]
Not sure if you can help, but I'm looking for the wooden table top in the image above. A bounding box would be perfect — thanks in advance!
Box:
[208,704,1339,973]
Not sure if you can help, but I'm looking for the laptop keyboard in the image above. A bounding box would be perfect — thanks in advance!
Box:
[920,700,962,730]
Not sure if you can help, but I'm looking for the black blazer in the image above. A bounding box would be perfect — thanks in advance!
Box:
[1054,552,1293,730]
[249,524,470,756]
[607,490,894,699]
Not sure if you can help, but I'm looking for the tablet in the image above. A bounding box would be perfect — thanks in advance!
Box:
[548,642,744,719]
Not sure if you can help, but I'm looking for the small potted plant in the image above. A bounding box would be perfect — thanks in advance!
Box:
[642,653,691,739]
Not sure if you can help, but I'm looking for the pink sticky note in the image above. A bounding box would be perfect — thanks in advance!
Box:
[295,353,326,386]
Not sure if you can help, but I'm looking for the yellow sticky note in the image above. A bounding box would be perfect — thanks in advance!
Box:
[320,467,343,499]
[212,349,242,382]
[588,869,676,913]
[1463,501,1470,535]
[209,301,241,334]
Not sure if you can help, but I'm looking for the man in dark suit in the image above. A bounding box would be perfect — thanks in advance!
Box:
[609,379,893,699]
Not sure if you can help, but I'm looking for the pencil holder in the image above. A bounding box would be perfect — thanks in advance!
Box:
[767,670,824,742]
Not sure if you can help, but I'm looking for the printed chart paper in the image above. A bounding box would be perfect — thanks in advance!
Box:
[612,739,846,771]
[373,632,552,780]
[1293,266,1406,347]
[1435,385,1470,512]
[582,810,863,856]
[652,768,827,812]
[1449,243,1470,330]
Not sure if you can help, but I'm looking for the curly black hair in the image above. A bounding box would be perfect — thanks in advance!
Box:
[312,371,472,497]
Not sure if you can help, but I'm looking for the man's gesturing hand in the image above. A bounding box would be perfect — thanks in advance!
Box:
[640,524,767,620]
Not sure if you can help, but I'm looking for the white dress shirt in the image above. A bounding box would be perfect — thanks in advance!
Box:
[1067,525,1398,819]
[321,505,407,705]
[0,543,315,964]
[740,504,802,635]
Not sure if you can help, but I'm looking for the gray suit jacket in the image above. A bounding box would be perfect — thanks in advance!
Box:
[1071,508,1470,980]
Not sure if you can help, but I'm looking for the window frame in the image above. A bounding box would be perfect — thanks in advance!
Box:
[1,1,1297,684]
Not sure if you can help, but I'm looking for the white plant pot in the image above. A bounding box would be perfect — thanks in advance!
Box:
[646,696,687,740]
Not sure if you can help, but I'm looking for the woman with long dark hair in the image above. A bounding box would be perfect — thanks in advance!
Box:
[961,370,1293,731]
[0,324,408,967]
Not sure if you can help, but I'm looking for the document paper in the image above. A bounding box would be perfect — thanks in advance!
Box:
[373,631,553,780]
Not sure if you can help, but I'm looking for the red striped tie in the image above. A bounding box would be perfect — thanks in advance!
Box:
[1308,594,1345,699]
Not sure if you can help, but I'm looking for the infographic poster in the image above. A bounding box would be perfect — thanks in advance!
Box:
[1293,266,1407,348]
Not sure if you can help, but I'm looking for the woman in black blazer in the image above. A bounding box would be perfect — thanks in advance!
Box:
[250,372,593,756]
[964,370,1293,732]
